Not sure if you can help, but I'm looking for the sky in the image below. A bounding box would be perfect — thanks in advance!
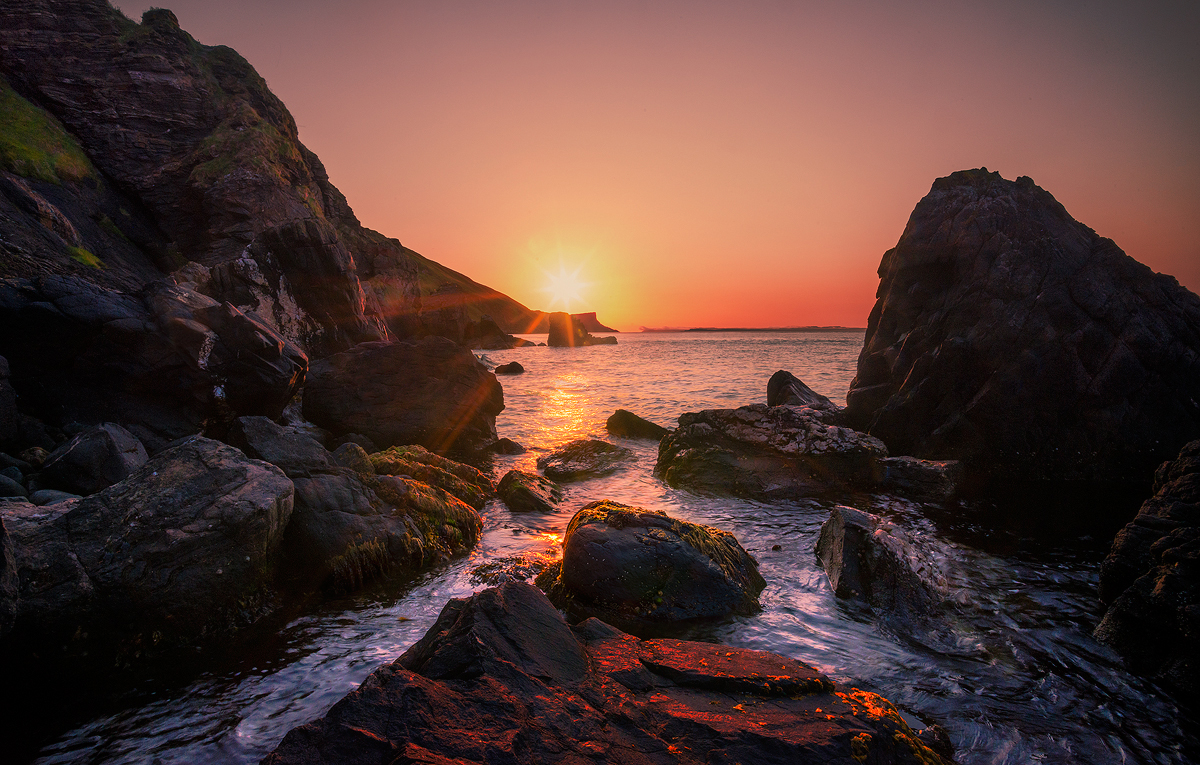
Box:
[115,0,1200,330]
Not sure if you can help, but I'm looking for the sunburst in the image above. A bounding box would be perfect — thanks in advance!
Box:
[543,264,587,312]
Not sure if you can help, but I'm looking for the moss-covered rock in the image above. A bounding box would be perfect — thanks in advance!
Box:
[536,439,633,481]
[0,74,95,185]
[496,469,562,513]
[370,444,493,509]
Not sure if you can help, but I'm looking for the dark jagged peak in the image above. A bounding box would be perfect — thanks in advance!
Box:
[845,168,1200,487]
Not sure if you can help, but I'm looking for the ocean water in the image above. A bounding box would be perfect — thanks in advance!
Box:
[31,331,1199,764]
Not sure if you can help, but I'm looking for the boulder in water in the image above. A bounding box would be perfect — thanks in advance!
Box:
[262,582,951,765]
[547,311,618,347]
[497,469,562,513]
[538,500,765,624]
[605,408,669,440]
[767,370,838,413]
[536,439,633,481]
[494,361,524,374]
[844,169,1200,486]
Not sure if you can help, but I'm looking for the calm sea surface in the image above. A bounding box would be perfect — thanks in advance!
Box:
[34,331,1198,764]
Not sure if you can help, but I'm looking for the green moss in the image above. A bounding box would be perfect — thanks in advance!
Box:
[188,104,302,188]
[96,213,130,242]
[0,75,95,184]
[67,246,103,268]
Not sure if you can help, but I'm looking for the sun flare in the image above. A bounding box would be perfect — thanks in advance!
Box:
[542,264,588,312]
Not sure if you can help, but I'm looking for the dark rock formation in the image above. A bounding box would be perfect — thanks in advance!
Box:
[497,469,562,513]
[0,437,293,657]
[874,456,962,502]
[815,506,946,626]
[844,169,1200,485]
[263,582,950,765]
[0,474,26,498]
[1095,440,1200,696]
[303,337,503,457]
[572,311,617,332]
[463,317,533,350]
[490,437,525,454]
[0,356,17,447]
[547,311,618,347]
[494,361,525,374]
[536,439,633,481]
[370,444,493,510]
[38,422,147,495]
[655,404,886,500]
[331,442,373,474]
[226,415,332,478]
[767,370,838,413]
[606,408,669,440]
[538,500,765,624]
[0,517,15,639]
[0,276,307,451]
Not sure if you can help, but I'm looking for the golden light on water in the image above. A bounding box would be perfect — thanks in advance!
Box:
[542,263,588,313]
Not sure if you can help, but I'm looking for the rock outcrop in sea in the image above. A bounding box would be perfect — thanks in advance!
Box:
[843,169,1200,486]
[547,311,618,347]
[537,439,634,481]
[263,582,952,765]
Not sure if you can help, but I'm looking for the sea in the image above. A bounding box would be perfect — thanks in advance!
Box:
[29,331,1199,764]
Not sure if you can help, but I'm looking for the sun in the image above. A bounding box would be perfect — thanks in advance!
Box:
[543,264,587,312]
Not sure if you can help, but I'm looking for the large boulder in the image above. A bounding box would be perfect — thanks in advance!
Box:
[0,437,293,657]
[38,422,148,495]
[263,582,951,765]
[0,276,307,451]
[815,506,947,627]
[538,500,765,624]
[655,404,887,500]
[606,408,669,440]
[1094,440,1200,696]
[303,337,504,456]
[844,169,1200,486]
[767,370,838,413]
[497,469,562,513]
[547,311,618,347]
[226,415,332,479]
[369,444,493,510]
[536,439,634,481]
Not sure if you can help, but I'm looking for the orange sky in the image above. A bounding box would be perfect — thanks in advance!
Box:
[116,0,1200,330]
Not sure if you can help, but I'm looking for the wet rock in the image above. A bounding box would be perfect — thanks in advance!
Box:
[263,582,950,765]
[844,169,1200,486]
[874,456,962,502]
[1095,440,1200,696]
[537,439,634,481]
[606,408,669,440]
[655,404,886,500]
[538,500,765,625]
[767,370,838,414]
[303,337,503,457]
[547,311,618,347]
[28,489,79,506]
[815,506,946,626]
[497,469,562,513]
[0,437,293,657]
[469,552,558,586]
[494,361,524,374]
[0,466,23,483]
[331,442,373,474]
[370,445,493,510]
[38,423,148,495]
[226,415,332,479]
[489,437,525,455]
[0,474,26,498]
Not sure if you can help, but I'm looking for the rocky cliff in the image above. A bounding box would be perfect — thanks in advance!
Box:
[844,169,1200,486]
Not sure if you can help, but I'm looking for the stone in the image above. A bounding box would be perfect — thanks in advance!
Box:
[536,439,634,481]
[469,552,558,586]
[262,582,950,765]
[547,311,618,347]
[538,500,766,625]
[0,437,294,657]
[874,456,962,501]
[606,408,670,440]
[17,447,48,469]
[489,437,525,455]
[226,415,332,479]
[38,422,148,495]
[571,311,617,332]
[28,489,80,506]
[843,169,1200,486]
[494,361,524,374]
[497,469,563,513]
[0,355,17,448]
[0,516,15,639]
[331,442,373,474]
[1094,440,1200,696]
[655,404,887,500]
[463,317,530,350]
[0,474,26,498]
[767,370,838,413]
[0,466,22,483]
[370,445,493,510]
[815,506,946,627]
[303,337,504,457]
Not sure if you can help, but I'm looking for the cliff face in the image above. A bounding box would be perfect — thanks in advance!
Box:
[0,0,544,354]
[844,169,1200,485]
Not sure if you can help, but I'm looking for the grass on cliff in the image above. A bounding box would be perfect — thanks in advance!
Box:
[0,75,95,185]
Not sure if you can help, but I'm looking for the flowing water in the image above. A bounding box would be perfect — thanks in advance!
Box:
[31,331,1199,764]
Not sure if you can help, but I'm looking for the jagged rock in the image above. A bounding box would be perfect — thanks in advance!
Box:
[469,552,558,586]
[226,415,332,478]
[572,311,617,332]
[655,404,887,500]
[0,437,293,658]
[497,469,562,513]
[605,408,669,440]
[1095,440,1200,696]
[815,506,946,627]
[304,337,503,457]
[547,311,618,347]
[874,456,962,502]
[490,437,525,455]
[0,276,307,451]
[370,445,493,510]
[536,439,633,481]
[263,582,950,765]
[38,422,147,495]
[494,361,524,374]
[331,442,373,474]
[538,500,765,625]
[463,317,533,350]
[767,370,838,413]
[844,169,1200,485]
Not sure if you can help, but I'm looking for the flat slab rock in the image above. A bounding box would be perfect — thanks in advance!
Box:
[263,582,951,765]
[537,439,633,481]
